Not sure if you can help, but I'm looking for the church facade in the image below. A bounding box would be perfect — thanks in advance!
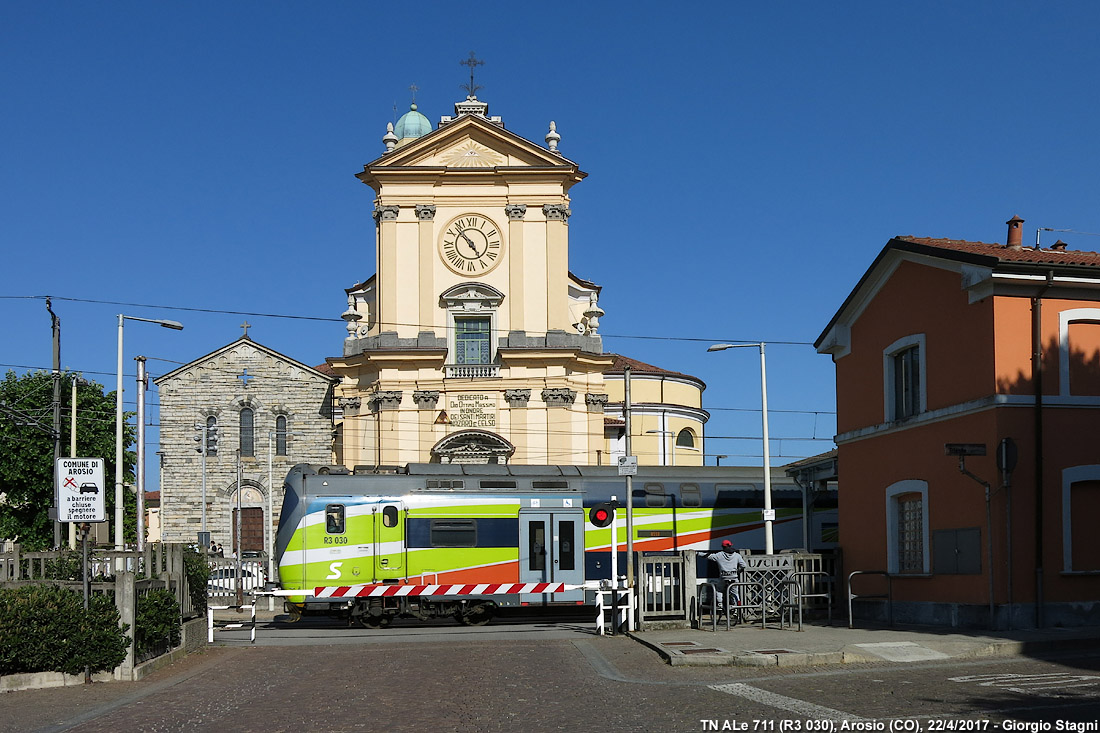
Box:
[330,90,709,469]
[153,82,712,550]
[154,333,336,552]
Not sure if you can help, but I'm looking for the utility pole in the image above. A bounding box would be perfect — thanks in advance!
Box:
[135,356,147,552]
[47,298,62,549]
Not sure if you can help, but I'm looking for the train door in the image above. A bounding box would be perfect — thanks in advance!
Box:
[518,509,583,603]
[373,502,405,580]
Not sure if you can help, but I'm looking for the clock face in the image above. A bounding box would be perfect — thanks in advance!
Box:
[439,214,503,275]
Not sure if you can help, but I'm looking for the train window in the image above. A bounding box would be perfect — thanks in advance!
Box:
[644,482,668,508]
[382,505,399,528]
[559,521,576,571]
[325,504,345,534]
[430,519,476,547]
[680,484,702,507]
[532,480,568,489]
[528,521,546,571]
[715,483,756,508]
[480,480,517,489]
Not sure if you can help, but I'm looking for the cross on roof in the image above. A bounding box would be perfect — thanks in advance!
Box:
[240,321,251,339]
[460,51,484,97]
[409,83,419,102]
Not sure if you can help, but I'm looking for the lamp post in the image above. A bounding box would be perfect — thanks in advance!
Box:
[708,342,773,555]
[714,454,728,467]
[115,314,183,550]
[267,429,293,594]
[645,429,675,466]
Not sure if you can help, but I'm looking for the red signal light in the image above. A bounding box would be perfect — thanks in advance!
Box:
[589,503,615,528]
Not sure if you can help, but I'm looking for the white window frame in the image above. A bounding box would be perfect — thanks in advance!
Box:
[441,283,504,378]
[1059,308,1100,398]
[886,479,930,575]
[1062,464,1100,572]
[883,334,927,423]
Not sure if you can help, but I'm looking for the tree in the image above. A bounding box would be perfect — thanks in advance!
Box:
[0,370,135,550]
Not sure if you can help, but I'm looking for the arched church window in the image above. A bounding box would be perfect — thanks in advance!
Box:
[276,415,288,456]
[240,407,254,457]
[676,429,695,449]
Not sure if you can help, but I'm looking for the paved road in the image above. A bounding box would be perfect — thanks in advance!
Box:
[5,618,1100,732]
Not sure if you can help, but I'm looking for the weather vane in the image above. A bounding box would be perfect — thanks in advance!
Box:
[460,51,484,97]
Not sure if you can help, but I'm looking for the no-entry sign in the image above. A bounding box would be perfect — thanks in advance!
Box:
[56,458,106,523]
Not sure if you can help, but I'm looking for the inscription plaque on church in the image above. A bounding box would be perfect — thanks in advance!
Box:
[448,393,497,428]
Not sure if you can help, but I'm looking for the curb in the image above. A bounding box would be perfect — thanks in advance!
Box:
[627,632,846,668]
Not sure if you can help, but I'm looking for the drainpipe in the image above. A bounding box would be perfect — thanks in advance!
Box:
[1031,270,1053,628]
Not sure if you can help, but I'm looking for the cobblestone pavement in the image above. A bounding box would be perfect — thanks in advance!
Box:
[6,637,783,733]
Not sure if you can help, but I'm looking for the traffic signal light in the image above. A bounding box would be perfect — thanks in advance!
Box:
[194,423,218,455]
[589,502,615,528]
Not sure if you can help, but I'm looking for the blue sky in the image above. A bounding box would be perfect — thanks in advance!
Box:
[4,2,1100,491]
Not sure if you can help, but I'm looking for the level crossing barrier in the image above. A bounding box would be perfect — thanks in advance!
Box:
[208,603,257,644]
[847,570,892,628]
[595,587,633,635]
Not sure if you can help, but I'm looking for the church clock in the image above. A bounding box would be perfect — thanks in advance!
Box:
[439,213,504,276]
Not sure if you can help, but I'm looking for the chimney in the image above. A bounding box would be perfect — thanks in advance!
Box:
[1051,239,1068,251]
[1006,215,1024,250]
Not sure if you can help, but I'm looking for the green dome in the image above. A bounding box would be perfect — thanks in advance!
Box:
[395,103,432,140]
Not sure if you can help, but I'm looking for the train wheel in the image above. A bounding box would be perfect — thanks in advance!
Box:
[357,612,393,629]
[458,603,494,626]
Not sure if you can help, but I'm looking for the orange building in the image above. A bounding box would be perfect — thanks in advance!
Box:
[816,216,1100,628]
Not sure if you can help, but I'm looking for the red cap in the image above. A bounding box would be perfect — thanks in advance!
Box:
[721,540,733,548]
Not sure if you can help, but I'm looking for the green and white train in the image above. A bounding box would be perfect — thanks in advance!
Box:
[274,462,837,627]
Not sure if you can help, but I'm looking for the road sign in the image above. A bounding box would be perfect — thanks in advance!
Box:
[56,458,106,523]
[617,455,637,476]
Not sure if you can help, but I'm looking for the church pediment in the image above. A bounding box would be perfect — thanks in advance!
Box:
[364,114,578,172]
[153,337,334,387]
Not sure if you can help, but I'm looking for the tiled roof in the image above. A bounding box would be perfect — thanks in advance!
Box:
[895,236,1100,269]
[604,354,697,381]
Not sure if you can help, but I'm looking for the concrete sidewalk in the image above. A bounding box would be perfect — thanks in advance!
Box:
[629,620,1100,667]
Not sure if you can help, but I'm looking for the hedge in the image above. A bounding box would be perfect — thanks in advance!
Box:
[0,584,130,676]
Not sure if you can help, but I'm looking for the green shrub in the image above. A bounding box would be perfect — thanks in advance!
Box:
[0,584,130,676]
[183,546,210,615]
[135,589,181,657]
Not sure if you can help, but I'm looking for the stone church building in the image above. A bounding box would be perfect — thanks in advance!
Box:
[154,331,335,552]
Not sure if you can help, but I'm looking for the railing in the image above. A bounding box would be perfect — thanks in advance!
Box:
[0,543,199,678]
[445,364,500,379]
[779,571,834,631]
[847,570,892,628]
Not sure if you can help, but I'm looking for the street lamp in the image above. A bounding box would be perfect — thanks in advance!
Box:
[708,342,773,555]
[267,429,293,593]
[645,429,675,466]
[115,314,183,550]
[714,454,728,466]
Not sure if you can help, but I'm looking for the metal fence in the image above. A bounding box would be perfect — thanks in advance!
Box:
[0,543,199,679]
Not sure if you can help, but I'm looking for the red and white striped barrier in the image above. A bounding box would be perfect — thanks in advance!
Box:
[314,582,579,599]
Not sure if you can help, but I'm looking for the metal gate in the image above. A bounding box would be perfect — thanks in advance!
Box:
[636,551,696,629]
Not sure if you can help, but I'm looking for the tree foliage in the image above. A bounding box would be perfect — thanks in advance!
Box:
[0,370,135,550]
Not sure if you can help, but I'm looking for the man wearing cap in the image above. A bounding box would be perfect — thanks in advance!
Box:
[704,540,748,620]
